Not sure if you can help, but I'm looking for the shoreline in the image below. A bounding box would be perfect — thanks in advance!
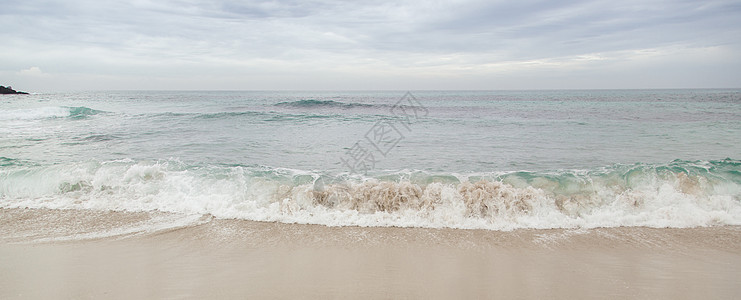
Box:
[2,208,741,299]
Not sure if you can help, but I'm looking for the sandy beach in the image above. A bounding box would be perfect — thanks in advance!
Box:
[1,208,740,299]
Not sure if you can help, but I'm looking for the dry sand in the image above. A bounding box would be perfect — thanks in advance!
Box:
[1,208,740,299]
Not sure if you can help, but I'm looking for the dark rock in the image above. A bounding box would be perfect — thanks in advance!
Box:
[0,85,29,94]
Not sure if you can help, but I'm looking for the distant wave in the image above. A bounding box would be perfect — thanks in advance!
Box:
[0,106,104,121]
[147,110,358,123]
[192,111,269,119]
[275,99,375,109]
[1,159,740,231]
[60,134,123,146]
[67,106,103,119]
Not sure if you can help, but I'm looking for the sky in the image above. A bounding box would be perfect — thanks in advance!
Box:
[1,0,740,91]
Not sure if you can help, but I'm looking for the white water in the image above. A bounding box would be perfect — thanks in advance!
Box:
[0,106,71,121]
[2,160,739,231]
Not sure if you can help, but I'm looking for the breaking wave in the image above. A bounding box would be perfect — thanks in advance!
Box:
[0,106,104,121]
[1,159,740,230]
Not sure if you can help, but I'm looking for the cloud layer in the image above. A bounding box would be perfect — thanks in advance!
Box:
[2,0,740,91]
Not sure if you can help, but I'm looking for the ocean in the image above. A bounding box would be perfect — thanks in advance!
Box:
[1,89,740,238]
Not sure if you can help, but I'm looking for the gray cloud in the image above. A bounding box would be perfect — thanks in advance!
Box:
[1,0,739,90]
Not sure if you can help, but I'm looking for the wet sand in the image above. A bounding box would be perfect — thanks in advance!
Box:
[1,208,741,299]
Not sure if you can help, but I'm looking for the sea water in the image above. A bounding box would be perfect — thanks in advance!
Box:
[1,90,740,231]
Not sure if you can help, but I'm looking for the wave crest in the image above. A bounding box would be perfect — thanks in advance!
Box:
[275,99,374,108]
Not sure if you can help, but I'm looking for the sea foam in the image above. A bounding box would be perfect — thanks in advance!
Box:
[1,159,740,230]
[0,106,102,121]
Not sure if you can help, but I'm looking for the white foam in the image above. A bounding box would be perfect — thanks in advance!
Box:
[9,213,209,243]
[0,106,71,121]
[1,161,740,231]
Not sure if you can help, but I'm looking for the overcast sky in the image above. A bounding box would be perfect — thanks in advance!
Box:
[1,0,740,91]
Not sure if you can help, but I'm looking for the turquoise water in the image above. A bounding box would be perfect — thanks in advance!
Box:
[1,90,740,229]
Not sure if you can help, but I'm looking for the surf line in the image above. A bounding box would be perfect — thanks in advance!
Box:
[339,92,428,174]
